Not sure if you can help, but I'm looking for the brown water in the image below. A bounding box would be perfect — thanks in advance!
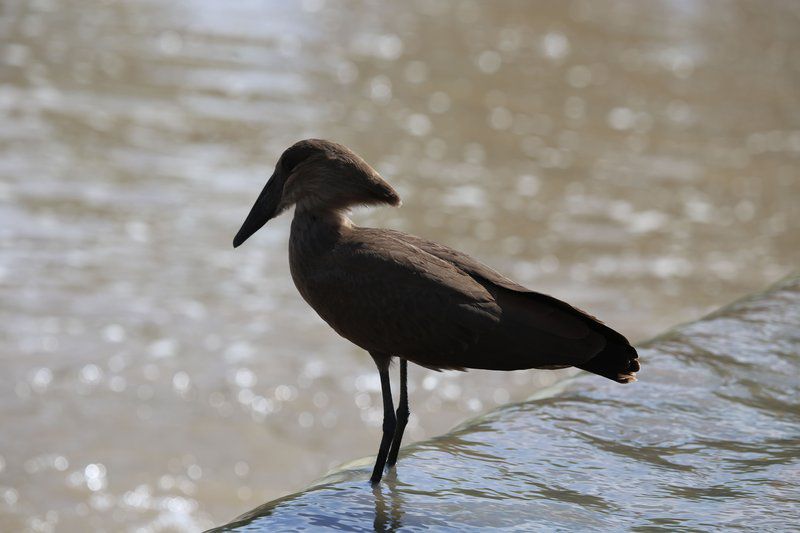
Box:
[0,0,798,531]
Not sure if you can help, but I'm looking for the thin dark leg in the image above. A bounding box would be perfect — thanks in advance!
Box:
[386,358,409,468]
[370,360,396,485]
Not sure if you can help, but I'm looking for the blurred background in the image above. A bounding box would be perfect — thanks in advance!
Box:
[0,0,798,531]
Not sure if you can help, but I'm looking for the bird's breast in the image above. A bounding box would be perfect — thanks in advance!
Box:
[288,245,379,352]
[287,213,357,335]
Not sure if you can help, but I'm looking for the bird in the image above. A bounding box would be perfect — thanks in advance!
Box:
[233,139,639,485]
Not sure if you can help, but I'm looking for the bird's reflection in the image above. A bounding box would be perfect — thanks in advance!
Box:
[372,469,404,532]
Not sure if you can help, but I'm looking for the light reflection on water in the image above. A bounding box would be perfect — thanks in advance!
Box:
[0,0,798,531]
[213,277,800,531]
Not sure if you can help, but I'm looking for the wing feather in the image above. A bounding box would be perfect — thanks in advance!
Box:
[375,229,614,368]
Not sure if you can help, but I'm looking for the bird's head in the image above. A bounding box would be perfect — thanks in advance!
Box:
[233,139,401,247]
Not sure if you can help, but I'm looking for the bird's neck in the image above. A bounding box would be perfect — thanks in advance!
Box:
[292,203,353,236]
[289,206,352,262]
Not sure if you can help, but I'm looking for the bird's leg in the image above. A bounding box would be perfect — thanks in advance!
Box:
[386,358,408,468]
[370,354,396,485]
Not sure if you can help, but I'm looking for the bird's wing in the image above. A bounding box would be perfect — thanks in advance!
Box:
[299,229,502,369]
[380,229,637,371]
[380,229,595,335]
[380,230,529,291]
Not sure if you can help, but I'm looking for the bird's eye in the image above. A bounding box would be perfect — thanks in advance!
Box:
[281,156,299,173]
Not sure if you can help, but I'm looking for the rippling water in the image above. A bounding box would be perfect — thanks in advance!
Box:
[213,276,800,531]
[1,0,798,531]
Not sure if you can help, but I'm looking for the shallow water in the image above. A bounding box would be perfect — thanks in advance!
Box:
[0,0,798,531]
[213,276,800,531]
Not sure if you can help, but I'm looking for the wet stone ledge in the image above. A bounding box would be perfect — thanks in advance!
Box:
[209,276,800,531]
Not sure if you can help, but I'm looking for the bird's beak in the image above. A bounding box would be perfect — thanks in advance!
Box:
[233,170,284,248]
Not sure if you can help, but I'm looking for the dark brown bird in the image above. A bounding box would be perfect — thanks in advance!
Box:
[233,139,639,484]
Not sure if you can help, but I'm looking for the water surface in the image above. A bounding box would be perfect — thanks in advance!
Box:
[0,0,798,530]
[214,276,800,531]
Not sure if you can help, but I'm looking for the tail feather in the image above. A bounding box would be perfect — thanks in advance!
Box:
[577,339,640,383]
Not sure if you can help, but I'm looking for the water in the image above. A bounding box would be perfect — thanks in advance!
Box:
[214,276,800,531]
[0,0,798,531]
